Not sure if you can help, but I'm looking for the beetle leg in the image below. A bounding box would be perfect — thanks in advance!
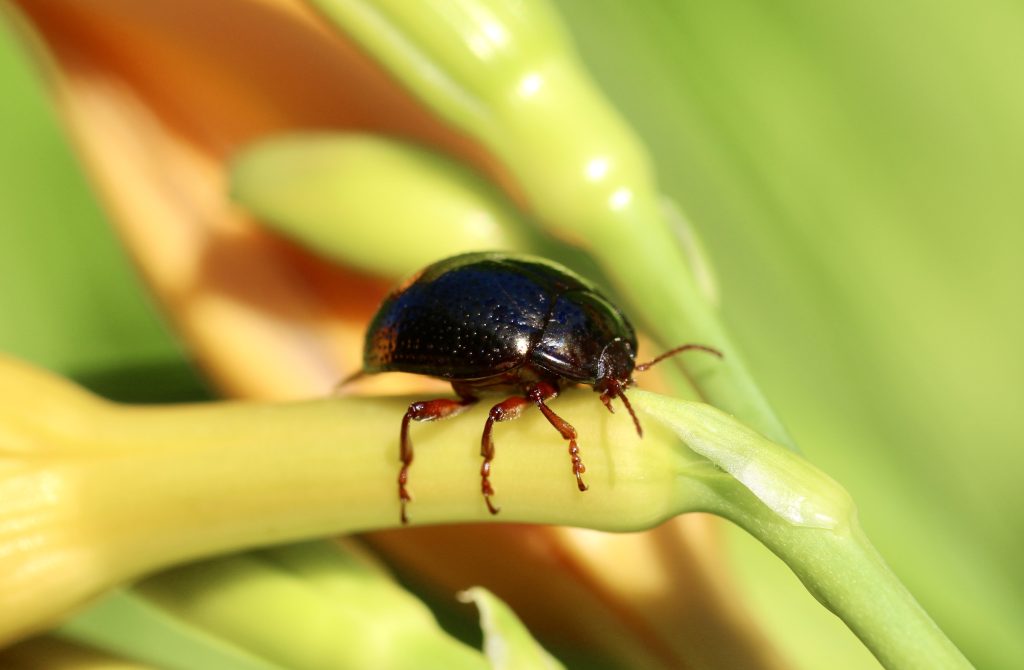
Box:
[527,382,589,492]
[481,396,531,515]
[601,383,643,437]
[400,397,476,524]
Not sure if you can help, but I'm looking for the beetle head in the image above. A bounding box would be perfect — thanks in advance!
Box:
[596,341,725,439]
[595,337,636,389]
[595,338,644,437]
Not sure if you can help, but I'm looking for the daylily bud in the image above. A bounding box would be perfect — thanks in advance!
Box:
[230,133,531,279]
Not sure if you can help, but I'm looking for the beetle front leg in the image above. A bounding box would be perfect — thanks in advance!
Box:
[400,396,476,524]
[528,382,589,492]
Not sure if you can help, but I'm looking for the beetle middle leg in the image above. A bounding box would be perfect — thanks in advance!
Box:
[480,395,532,515]
[479,383,589,516]
[400,396,476,524]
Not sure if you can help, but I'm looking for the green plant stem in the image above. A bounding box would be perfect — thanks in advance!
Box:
[703,485,971,670]
[631,391,973,670]
[588,206,791,445]
[0,355,700,643]
[0,357,970,668]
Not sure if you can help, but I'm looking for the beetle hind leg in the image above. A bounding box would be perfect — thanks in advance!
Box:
[400,396,476,524]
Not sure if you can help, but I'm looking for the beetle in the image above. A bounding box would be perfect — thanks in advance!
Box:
[350,251,721,523]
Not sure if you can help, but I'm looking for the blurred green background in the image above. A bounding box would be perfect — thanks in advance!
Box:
[1,2,1021,668]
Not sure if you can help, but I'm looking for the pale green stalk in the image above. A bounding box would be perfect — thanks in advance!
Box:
[0,353,698,645]
[61,540,554,670]
[61,589,285,670]
[129,542,486,670]
[631,391,971,670]
[0,355,970,668]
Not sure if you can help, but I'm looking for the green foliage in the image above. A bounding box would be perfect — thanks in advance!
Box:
[552,2,1024,667]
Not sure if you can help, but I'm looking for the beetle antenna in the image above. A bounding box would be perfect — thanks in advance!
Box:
[635,344,722,372]
[617,389,643,438]
[333,369,366,395]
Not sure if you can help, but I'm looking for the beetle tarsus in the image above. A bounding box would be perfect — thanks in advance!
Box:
[569,438,588,491]
[483,490,500,515]
[480,457,500,514]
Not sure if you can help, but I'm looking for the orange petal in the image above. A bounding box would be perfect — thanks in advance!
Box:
[10,0,496,398]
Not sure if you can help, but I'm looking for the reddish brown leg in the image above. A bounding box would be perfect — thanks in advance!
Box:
[400,396,476,524]
[528,382,588,492]
[601,384,643,437]
[481,396,531,514]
